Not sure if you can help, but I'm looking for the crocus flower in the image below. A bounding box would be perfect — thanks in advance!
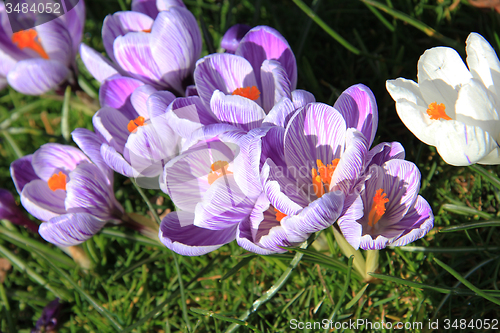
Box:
[220,24,251,54]
[0,188,39,233]
[158,124,254,255]
[73,76,181,183]
[387,32,500,166]
[132,0,186,18]
[80,3,201,95]
[31,298,61,333]
[10,143,124,246]
[0,0,85,94]
[337,143,434,250]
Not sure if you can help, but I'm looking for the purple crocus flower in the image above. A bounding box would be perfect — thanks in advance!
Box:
[132,0,186,19]
[234,84,379,254]
[337,143,434,250]
[10,143,124,246]
[73,76,181,183]
[0,0,85,94]
[158,124,257,256]
[80,3,201,95]
[31,298,61,333]
[0,188,39,233]
[220,24,251,54]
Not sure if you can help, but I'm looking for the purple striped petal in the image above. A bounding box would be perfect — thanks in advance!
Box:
[65,162,123,220]
[10,155,38,194]
[39,213,108,246]
[79,44,120,83]
[194,53,258,107]
[62,0,85,54]
[291,89,315,109]
[7,59,69,95]
[366,141,405,167]
[210,90,266,131]
[260,60,292,112]
[165,96,217,138]
[147,90,177,134]
[21,179,66,222]
[103,11,154,63]
[263,97,299,128]
[157,0,187,10]
[113,32,162,86]
[333,84,378,146]
[150,7,201,94]
[71,128,113,180]
[159,211,237,256]
[131,84,158,118]
[100,144,136,178]
[36,16,73,65]
[0,189,39,233]
[337,195,364,249]
[132,0,159,18]
[32,143,89,182]
[221,24,251,54]
[236,26,297,90]
[93,107,130,154]
[99,76,144,120]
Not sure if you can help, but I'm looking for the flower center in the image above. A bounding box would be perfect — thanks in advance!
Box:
[142,29,151,33]
[127,116,146,133]
[232,86,260,101]
[273,207,287,222]
[426,102,451,120]
[12,29,49,59]
[311,159,339,198]
[47,171,67,191]
[207,160,233,185]
[367,189,389,227]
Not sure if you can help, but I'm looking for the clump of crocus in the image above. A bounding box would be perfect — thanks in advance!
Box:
[387,32,500,166]
[10,143,124,246]
[0,1,85,94]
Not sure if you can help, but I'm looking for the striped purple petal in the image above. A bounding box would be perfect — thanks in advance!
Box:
[221,24,251,54]
[21,179,66,222]
[39,213,108,246]
[99,76,144,120]
[31,143,89,182]
[10,154,38,194]
[79,43,120,83]
[7,59,70,95]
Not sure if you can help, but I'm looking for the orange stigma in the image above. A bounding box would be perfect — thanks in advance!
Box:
[12,29,49,59]
[142,29,151,33]
[232,86,261,101]
[127,116,146,133]
[273,207,287,222]
[47,171,67,191]
[367,189,389,227]
[426,102,451,120]
[207,161,233,185]
[311,159,339,198]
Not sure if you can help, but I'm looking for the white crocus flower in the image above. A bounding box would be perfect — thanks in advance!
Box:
[386,32,500,166]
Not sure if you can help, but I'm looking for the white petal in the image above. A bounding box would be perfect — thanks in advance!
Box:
[466,32,500,99]
[386,78,426,107]
[478,147,500,165]
[392,99,437,146]
[417,46,472,87]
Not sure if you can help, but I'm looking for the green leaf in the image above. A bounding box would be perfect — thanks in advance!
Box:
[61,85,71,142]
[190,308,262,332]
[440,221,500,233]
[345,284,369,309]
[221,255,257,281]
[442,204,492,219]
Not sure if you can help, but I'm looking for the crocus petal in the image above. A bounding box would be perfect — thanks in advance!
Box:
[221,24,251,53]
[159,211,237,256]
[39,213,108,246]
[260,59,292,112]
[131,84,158,118]
[333,84,378,146]
[147,90,177,134]
[165,96,217,138]
[62,0,86,54]
[65,162,123,219]
[99,76,144,120]
[236,25,297,90]
[79,43,120,83]
[466,32,500,98]
[366,141,405,167]
[100,144,137,178]
[210,90,266,131]
[150,7,201,94]
[478,147,500,165]
[113,32,162,86]
[71,128,113,180]
[291,89,315,109]
[0,189,39,233]
[388,196,434,247]
[132,0,160,18]
[21,180,66,221]
[262,97,297,128]
[103,11,154,63]
[157,0,187,10]
[32,143,89,182]
[194,53,258,107]
[93,107,131,154]
[337,195,364,249]
[7,59,69,95]
[417,46,472,88]
[36,17,73,65]
[10,155,38,194]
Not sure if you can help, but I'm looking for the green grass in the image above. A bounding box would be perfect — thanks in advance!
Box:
[2,0,500,332]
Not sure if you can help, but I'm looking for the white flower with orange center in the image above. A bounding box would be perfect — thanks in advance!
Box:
[387,32,500,166]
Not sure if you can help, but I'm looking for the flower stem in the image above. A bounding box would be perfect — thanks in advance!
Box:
[224,235,316,332]
[130,178,162,225]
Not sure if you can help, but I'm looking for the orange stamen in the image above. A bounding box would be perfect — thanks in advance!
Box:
[47,171,67,191]
[311,159,339,198]
[232,86,261,101]
[426,102,451,120]
[142,29,151,33]
[274,207,287,222]
[12,29,49,59]
[207,160,233,185]
[127,116,146,133]
[367,189,389,227]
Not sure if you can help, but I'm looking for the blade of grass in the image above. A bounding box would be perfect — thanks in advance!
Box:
[345,284,369,309]
[0,99,50,128]
[221,255,257,281]
[363,1,395,31]
[100,228,163,247]
[61,86,71,142]
[190,308,262,332]
[173,253,191,332]
[433,258,500,306]
[131,178,161,225]
[390,245,500,252]
[469,164,500,191]
[440,221,500,232]
[34,249,124,331]
[291,0,362,55]
[0,282,15,333]
[442,204,492,219]
[112,252,168,281]
[2,131,23,158]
